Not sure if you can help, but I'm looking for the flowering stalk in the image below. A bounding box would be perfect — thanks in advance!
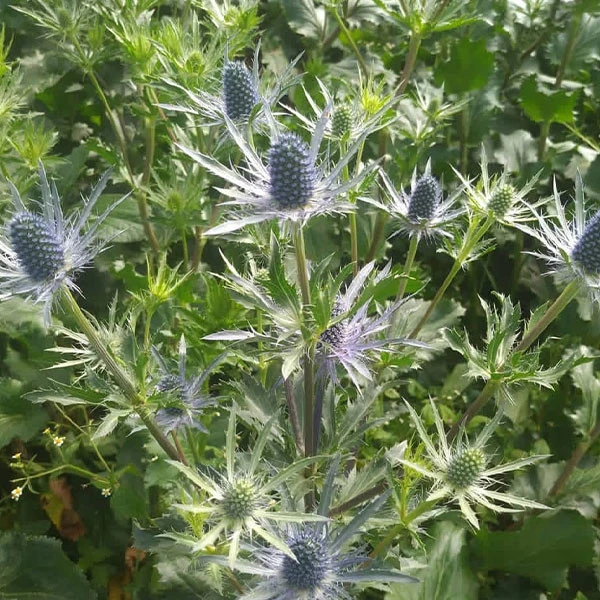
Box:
[548,418,600,498]
[293,224,315,458]
[60,288,180,461]
[448,279,582,439]
[410,214,495,338]
[396,235,419,302]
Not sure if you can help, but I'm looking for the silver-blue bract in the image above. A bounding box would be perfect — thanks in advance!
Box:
[152,335,216,434]
[0,163,126,323]
[364,161,464,240]
[317,261,428,389]
[176,96,379,236]
[239,461,417,600]
[521,173,600,304]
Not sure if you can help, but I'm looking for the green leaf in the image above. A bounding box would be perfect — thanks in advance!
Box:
[519,76,578,124]
[387,521,478,600]
[0,532,96,599]
[281,0,327,40]
[434,38,494,94]
[0,380,48,448]
[473,510,594,589]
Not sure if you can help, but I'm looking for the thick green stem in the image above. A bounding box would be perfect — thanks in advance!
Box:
[349,212,359,275]
[409,216,494,338]
[447,380,499,443]
[396,235,419,302]
[293,225,315,458]
[548,419,600,498]
[60,288,180,461]
[365,212,389,262]
[396,32,422,96]
[515,279,581,353]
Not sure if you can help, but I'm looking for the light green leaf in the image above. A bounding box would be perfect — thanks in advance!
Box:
[386,521,478,600]
[281,0,327,40]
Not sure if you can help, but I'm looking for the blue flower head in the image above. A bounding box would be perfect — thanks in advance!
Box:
[152,335,217,434]
[0,163,126,323]
[222,60,260,121]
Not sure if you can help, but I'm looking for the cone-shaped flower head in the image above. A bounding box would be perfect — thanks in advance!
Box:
[365,162,464,240]
[152,335,217,434]
[406,174,442,223]
[446,447,486,489]
[177,86,381,235]
[267,132,317,209]
[571,210,600,274]
[221,477,259,526]
[281,527,330,593]
[0,163,126,324]
[400,400,548,529]
[9,212,66,282]
[319,299,348,349]
[331,104,353,140]
[222,61,259,121]
[487,183,516,219]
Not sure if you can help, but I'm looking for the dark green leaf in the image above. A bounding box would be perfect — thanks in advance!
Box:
[473,510,594,589]
[0,532,96,599]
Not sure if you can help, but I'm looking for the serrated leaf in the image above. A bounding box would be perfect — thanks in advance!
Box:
[281,0,327,40]
[473,510,594,590]
[519,76,578,124]
[434,38,494,94]
[0,532,97,599]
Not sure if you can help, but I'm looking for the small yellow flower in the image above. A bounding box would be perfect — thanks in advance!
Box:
[11,452,21,460]
[101,488,111,497]
[11,486,23,501]
[43,428,51,435]
[52,435,65,447]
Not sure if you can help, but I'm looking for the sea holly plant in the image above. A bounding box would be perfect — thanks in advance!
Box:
[3,2,600,599]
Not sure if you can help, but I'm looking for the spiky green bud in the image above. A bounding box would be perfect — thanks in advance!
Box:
[446,447,485,489]
[489,183,516,218]
[331,105,352,139]
[221,478,257,524]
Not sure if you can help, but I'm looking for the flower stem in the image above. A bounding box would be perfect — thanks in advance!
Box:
[284,377,305,456]
[515,279,581,354]
[447,380,499,443]
[171,431,188,465]
[332,9,368,77]
[409,215,494,338]
[396,235,419,302]
[396,32,422,96]
[293,225,315,458]
[60,288,180,461]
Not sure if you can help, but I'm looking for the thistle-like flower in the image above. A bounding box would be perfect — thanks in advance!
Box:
[520,173,600,304]
[317,262,427,388]
[400,400,548,528]
[453,146,541,226]
[238,458,416,599]
[0,163,126,323]
[364,163,464,239]
[168,410,323,567]
[176,96,380,235]
[152,335,217,434]
[161,44,300,128]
